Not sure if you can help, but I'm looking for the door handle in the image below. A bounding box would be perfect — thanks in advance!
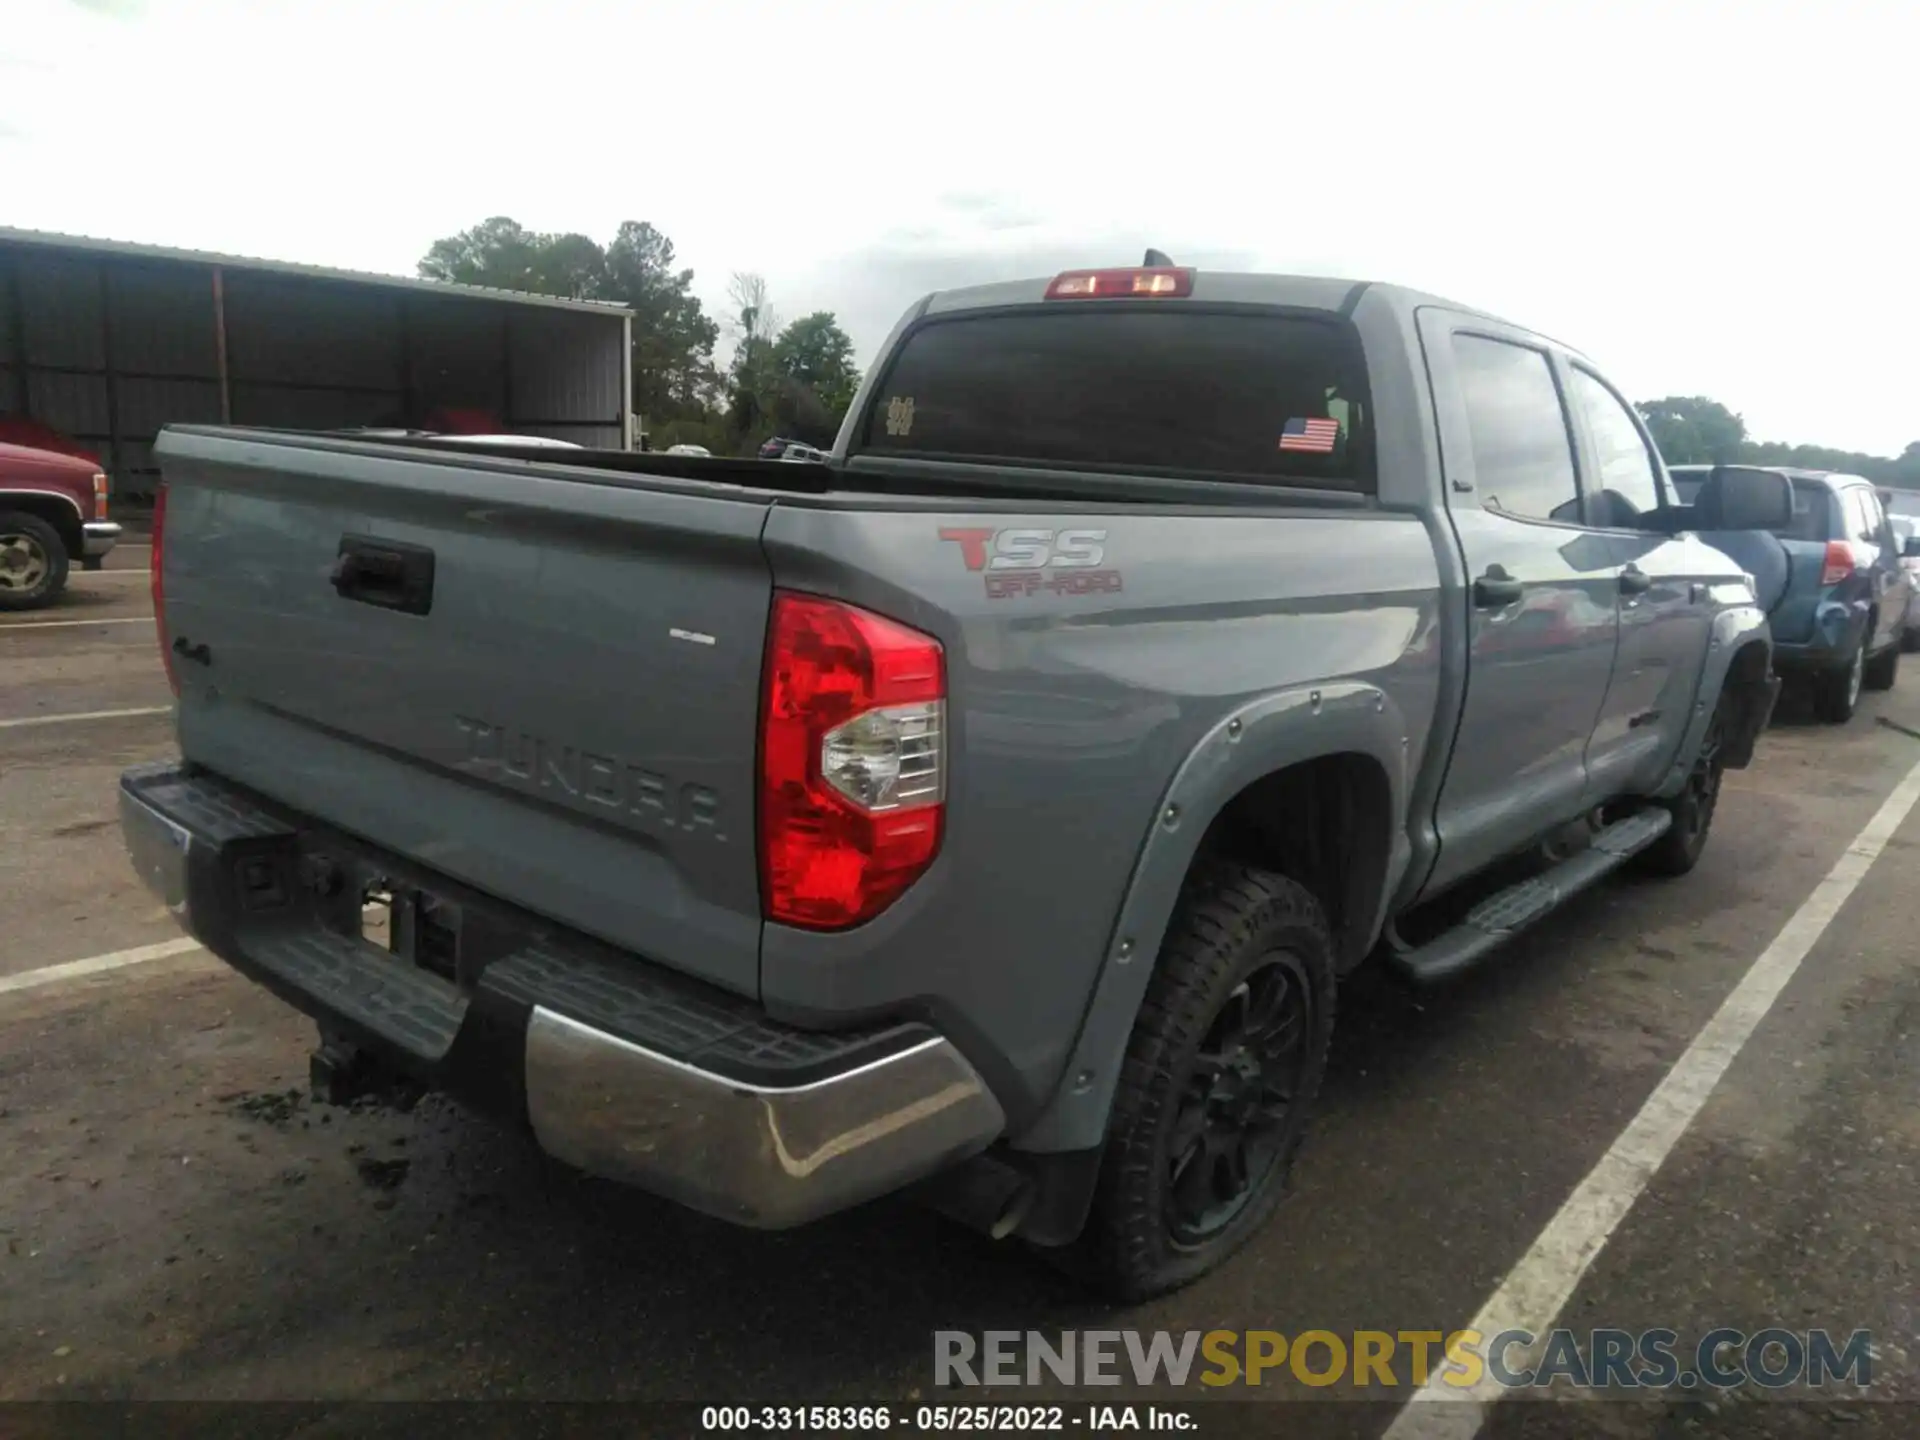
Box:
[331,535,436,616]
[1473,569,1524,608]
[1619,566,1652,596]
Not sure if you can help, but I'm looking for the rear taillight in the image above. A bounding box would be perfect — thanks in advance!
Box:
[91,472,109,521]
[1821,540,1857,587]
[759,592,946,930]
[1044,266,1193,299]
[151,484,178,697]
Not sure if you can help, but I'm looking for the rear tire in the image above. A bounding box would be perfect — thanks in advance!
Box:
[1864,640,1900,692]
[1811,637,1865,724]
[0,511,69,612]
[1077,862,1336,1301]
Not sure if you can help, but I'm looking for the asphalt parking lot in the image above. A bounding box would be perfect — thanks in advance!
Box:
[5,546,1920,1438]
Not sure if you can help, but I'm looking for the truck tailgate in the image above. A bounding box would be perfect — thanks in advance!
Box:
[155,429,774,998]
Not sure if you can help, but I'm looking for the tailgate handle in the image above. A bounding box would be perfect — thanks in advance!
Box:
[331,535,434,616]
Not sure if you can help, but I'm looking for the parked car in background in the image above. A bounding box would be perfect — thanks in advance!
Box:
[1890,514,1920,650]
[0,414,103,468]
[664,444,712,457]
[759,436,830,463]
[0,440,121,610]
[1670,464,1911,721]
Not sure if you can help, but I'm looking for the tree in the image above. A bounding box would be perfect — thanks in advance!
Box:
[772,312,861,421]
[600,222,720,423]
[419,217,721,433]
[418,217,604,298]
[725,273,779,368]
[1637,396,1748,466]
[724,273,781,449]
[1897,442,1920,489]
[1634,394,1920,492]
[719,288,863,451]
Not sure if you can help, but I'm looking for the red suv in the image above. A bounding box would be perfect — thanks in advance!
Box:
[0,439,122,610]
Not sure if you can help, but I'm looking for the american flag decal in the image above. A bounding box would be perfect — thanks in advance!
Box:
[1279,416,1340,454]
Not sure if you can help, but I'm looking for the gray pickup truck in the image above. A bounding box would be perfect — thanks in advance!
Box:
[120,265,1793,1298]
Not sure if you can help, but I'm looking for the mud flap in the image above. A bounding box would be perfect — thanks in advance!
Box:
[1722,668,1781,770]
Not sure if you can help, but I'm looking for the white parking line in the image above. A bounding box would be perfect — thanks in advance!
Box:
[0,936,205,997]
[1385,749,1920,1440]
[0,616,150,631]
[0,705,172,729]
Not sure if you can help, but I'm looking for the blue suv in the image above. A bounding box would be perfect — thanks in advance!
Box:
[1671,465,1913,723]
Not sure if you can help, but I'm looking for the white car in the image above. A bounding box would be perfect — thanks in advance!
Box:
[1890,515,1920,650]
[664,444,712,457]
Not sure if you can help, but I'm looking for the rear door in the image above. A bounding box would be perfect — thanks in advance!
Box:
[1418,314,1621,895]
[1562,363,1717,799]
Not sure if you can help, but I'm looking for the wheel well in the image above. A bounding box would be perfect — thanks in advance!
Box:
[1196,753,1393,971]
[0,496,84,557]
[1728,639,1771,685]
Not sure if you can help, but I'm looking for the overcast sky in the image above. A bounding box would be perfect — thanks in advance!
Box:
[4,0,1913,455]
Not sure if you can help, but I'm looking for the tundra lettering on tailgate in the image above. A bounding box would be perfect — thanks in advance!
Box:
[453,716,726,841]
[939,526,1125,599]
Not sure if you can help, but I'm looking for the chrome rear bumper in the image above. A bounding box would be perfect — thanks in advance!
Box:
[119,781,191,925]
[524,1008,1005,1228]
[119,765,1004,1229]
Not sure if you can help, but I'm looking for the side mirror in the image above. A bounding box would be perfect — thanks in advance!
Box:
[1704,464,1794,531]
[1903,536,1920,559]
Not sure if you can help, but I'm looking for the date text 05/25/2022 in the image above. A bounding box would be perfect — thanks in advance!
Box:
[700,1404,1195,1432]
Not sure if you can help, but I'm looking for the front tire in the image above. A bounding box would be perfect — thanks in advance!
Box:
[1811,636,1865,724]
[0,511,69,612]
[1079,862,1336,1300]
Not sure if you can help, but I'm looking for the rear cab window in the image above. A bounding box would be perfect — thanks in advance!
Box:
[856,307,1373,491]
[1670,472,1706,505]
[1786,481,1838,543]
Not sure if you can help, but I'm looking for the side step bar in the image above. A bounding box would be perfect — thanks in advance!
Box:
[1389,808,1673,984]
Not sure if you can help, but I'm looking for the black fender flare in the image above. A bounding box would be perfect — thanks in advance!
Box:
[1655,603,1773,791]
[1011,680,1414,1154]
